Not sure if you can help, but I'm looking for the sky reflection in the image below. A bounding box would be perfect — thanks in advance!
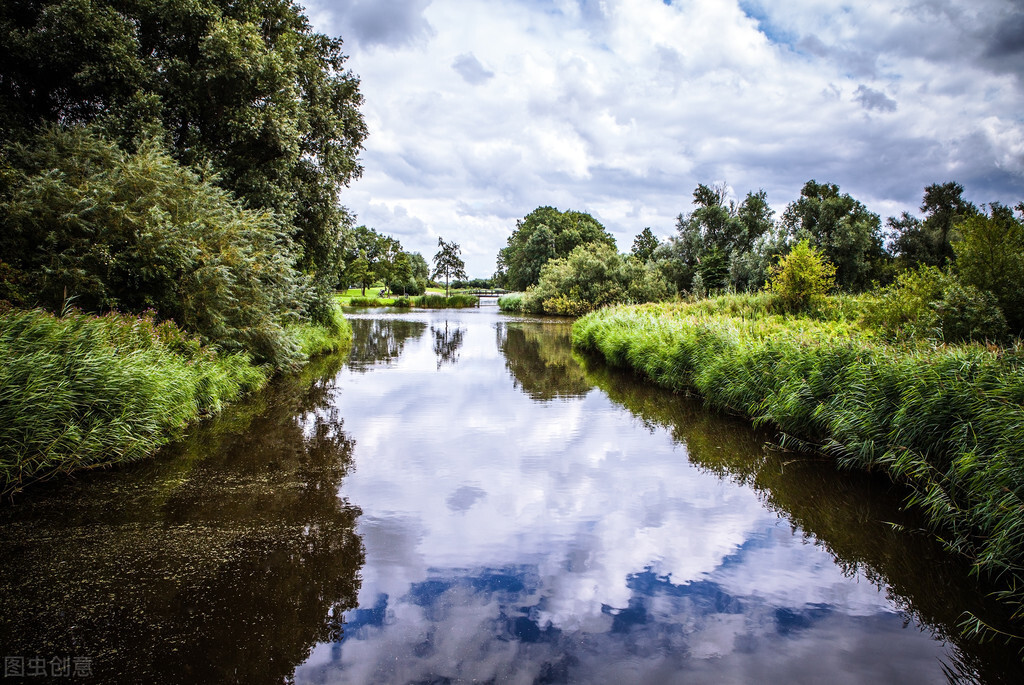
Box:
[298,308,956,684]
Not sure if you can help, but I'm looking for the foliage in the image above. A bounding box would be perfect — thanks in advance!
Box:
[496,206,616,291]
[765,240,836,312]
[889,182,978,268]
[865,266,1008,343]
[631,227,659,262]
[781,180,884,291]
[0,308,268,495]
[287,299,353,358]
[657,184,775,294]
[573,300,1024,618]
[953,202,1024,332]
[497,293,526,313]
[0,0,367,291]
[0,126,312,368]
[451,278,495,290]
[519,243,674,316]
[432,237,467,297]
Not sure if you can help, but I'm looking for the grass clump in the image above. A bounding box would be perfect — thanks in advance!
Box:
[0,308,270,495]
[573,298,1024,618]
[498,293,526,313]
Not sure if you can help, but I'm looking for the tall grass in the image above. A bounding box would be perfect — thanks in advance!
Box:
[287,300,353,358]
[0,309,269,495]
[498,293,526,313]
[413,294,478,308]
[573,299,1024,619]
[343,294,478,309]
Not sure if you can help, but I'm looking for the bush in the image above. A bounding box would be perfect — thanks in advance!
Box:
[765,239,836,312]
[524,243,675,316]
[0,308,268,495]
[0,126,312,368]
[864,266,1008,343]
[498,293,526,313]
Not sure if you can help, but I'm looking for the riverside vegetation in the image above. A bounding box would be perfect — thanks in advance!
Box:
[0,0,366,495]
[569,245,1024,640]
[496,196,1024,639]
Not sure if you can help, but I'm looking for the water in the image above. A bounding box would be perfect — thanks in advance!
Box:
[0,306,1020,684]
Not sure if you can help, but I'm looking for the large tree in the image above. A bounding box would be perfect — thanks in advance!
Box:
[0,0,367,298]
[496,206,615,291]
[781,180,884,291]
[660,184,774,293]
[889,182,978,268]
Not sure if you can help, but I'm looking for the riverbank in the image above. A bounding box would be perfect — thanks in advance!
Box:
[338,293,479,308]
[0,304,352,497]
[572,295,1024,626]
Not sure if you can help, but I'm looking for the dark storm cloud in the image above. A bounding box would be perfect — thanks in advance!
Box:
[452,53,495,85]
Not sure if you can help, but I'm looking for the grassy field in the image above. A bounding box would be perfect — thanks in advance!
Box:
[572,293,1024,626]
[0,303,352,496]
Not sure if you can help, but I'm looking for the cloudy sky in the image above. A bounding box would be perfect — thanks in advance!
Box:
[305,0,1024,277]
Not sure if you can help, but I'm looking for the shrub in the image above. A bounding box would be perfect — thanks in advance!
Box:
[525,243,675,316]
[0,126,312,368]
[498,293,526,313]
[864,266,1008,343]
[765,239,836,312]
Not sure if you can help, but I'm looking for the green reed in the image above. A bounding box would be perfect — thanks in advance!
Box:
[573,299,1024,620]
[0,308,269,495]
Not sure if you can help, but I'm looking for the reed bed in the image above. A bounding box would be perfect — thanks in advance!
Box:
[345,294,478,309]
[497,293,526,313]
[0,309,270,494]
[573,300,1024,617]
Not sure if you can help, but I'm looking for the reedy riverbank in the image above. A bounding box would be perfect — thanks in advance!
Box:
[572,295,1024,627]
[0,305,352,497]
[343,294,479,308]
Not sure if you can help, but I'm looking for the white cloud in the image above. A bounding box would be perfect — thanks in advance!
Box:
[306,0,1024,276]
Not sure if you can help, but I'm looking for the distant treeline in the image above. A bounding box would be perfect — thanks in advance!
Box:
[495,184,1024,342]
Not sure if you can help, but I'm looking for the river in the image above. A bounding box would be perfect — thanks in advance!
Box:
[0,305,1020,684]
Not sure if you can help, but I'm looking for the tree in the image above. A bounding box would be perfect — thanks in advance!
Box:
[890,182,978,268]
[631,227,659,262]
[781,180,884,291]
[0,0,368,313]
[522,243,672,316]
[953,202,1024,332]
[432,237,467,297]
[496,206,615,291]
[662,184,774,293]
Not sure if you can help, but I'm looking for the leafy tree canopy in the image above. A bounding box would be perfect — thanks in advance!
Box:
[631,227,659,262]
[0,0,367,293]
[496,206,615,291]
[888,182,978,268]
[781,180,883,291]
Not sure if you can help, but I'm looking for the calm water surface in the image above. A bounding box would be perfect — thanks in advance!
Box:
[1,306,1021,684]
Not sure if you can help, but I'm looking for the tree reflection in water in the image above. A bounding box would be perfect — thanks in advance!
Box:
[496,321,592,400]
[0,353,365,685]
[431,321,465,369]
[347,318,428,372]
